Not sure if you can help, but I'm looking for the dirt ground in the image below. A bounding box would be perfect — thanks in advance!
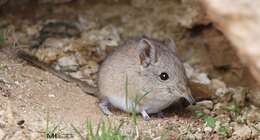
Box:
[0,47,101,137]
[0,47,201,139]
[0,0,260,139]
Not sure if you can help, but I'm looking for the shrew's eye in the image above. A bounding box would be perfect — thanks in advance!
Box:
[160,72,169,80]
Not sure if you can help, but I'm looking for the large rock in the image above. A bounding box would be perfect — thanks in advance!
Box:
[200,0,260,85]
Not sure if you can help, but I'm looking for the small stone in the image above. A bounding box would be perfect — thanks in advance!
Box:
[191,73,211,85]
[204,127,213,133]
[35,38,70,63]
[210,79,226,90]
[69,71,83,79]
[82,61,99,77]
[26,25,40,36]
[215,87,234,98]
[74,52,88,66]
[81,25,121,49]
[48,94,55,98]
[57,55,79,72]
[233,124,252,140]
[43,38,70,48]
[190,81,213,100]
[186,133,196,140]
[99,25,121,48]
[17,120,25,126]
[196,100,214,110]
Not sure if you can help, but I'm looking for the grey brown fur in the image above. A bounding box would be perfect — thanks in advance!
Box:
[17,37,196,121]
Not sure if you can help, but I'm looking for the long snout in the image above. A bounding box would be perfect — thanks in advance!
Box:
[175,85,196,105]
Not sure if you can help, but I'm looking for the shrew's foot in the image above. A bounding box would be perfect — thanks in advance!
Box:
[99,100,113,116]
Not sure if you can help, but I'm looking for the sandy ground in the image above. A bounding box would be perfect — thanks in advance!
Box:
[0,47,101,127]
[0,47,203,139]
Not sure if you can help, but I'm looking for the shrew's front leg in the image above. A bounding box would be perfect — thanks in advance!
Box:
[141,110,151,121]
[99,99,113,116]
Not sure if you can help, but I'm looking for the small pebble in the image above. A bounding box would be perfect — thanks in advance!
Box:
[48,94,55,98]
[204,127,213,133]
[17,120,25,126]
[197,100,214,110]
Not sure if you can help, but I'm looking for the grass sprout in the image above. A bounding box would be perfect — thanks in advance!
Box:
[82,120,129,140]
[124,74,150,125]
[45,112,66,139]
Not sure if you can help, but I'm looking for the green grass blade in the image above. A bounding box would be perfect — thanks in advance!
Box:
[125,74,129,112]
[71,124,85,140]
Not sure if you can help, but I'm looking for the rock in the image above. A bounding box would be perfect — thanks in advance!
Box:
[247,87,260,107]
[191,73,211,85]
[215,87,234,99]
[69,71,83,79]
[57,55,79,72]
[200,0,260,84]
[48,94,55,98]
[196,100,213,110]
[81,25,121,49]
[232,124,252,140]
[204,126,213,133]
[185,64,214,100]
[25,25,40,36]
[190,81,213,100]
[210,79,226,91]
[35,38,70,63]
[74,52,88,66]
[81,61,99,77]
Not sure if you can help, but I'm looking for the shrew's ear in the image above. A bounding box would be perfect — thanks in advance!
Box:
[139,38,158,67]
